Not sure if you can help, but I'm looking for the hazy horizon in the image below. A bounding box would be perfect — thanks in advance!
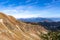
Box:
[0,0,60,18]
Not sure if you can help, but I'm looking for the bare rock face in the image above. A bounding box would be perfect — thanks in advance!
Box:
[0,12,48,40]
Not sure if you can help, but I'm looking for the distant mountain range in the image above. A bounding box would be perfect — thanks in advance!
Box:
[18,17,60,31]
[18,17,60,22]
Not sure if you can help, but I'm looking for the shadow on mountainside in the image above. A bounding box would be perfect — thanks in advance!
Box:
[25,22,60,31]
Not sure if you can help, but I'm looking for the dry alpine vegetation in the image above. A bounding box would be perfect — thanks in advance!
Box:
[0,12,48,40]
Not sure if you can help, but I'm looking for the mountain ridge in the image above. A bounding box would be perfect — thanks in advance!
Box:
[18,17,60,22]
[0,12,48,40]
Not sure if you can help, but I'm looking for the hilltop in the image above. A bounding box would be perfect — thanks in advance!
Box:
[0,12,48,40]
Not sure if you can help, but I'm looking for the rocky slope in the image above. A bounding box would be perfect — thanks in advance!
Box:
[0,12,48,40]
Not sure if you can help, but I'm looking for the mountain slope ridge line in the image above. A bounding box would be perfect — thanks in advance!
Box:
[0,12,48,40]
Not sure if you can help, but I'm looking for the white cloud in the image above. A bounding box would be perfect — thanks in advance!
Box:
[25,0,39,6]
[44,0,59,8]
[0,5,36,18]
[0,0,60,18]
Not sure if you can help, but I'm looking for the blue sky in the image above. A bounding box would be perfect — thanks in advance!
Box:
[0,0,60,18]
